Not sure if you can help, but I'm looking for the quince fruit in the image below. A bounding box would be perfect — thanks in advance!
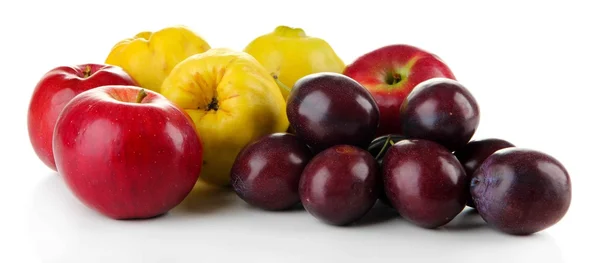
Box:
[105,26,211,92]
[244,25,346,99]
[161,48,289,187]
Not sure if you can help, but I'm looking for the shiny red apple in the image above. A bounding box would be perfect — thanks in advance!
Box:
[28,63,138,171]
[53,85,203,220]
[343,44,456,136]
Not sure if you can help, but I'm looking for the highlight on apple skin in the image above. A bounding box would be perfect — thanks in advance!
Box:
[27,63,138,171]
[52,85,204,220]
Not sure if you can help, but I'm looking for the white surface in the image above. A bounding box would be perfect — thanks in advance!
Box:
[1,0,598,262]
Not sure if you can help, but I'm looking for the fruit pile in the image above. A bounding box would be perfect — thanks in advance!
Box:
[27,25,571,236]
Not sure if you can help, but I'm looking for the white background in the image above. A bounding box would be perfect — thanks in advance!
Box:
[1,0,598,262]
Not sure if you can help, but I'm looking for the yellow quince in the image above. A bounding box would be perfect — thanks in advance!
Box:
[105,26,211,92]
[244,25,346,99]
[160,48,289,187]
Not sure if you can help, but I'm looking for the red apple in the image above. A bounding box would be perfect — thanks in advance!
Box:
[52,85,203,220]
[343,44,456,136]
[27,63,138,171]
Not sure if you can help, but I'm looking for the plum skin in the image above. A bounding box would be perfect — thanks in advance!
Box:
[286,72,380,153]
[382,139,468,229]
[299,145,380,226]
[471,148,572,235]
[399,78,480,152]
[453,138,515,207]
[230,133,313,211]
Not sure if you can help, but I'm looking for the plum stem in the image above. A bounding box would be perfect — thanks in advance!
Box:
[136,89,148,103]
[375,135,393,160]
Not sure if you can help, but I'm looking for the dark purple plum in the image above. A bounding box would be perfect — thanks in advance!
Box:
[454,138,515,207]
[398,78,480,151]
[471,148,571,235]
[230,133,312,211]
[299,145,380,226]
[382,139,468,229]
[286,72,380,153]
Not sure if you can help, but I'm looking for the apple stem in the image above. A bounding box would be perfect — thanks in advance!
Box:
[83,65,92,78]
[136,89,148,103]
[272,74,291,92]
[385,72,402,85]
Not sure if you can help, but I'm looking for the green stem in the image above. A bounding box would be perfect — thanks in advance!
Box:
[272,74,291,92]
[136,89,148,103]
[375,135,393,160]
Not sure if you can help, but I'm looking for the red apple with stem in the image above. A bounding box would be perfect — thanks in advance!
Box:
[343,44,456,136]
[53,85,203,220]
[27,64,138,171]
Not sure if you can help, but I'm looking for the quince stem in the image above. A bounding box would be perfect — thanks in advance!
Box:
[136,89,148,103]
[272,74,291,92]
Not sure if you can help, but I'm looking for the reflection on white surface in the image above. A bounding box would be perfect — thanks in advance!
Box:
[29,176,566,263]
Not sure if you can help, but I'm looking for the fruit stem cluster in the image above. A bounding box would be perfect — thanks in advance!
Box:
[374,135,396,160]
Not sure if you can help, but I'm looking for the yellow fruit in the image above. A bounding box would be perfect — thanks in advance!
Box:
[160,48,289,186]
[105,26,211,93]
[244,25,346,99]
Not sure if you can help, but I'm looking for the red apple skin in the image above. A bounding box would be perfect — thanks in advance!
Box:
[343,44,456,136]
[27,64,138,171]
[53,85,203,220]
